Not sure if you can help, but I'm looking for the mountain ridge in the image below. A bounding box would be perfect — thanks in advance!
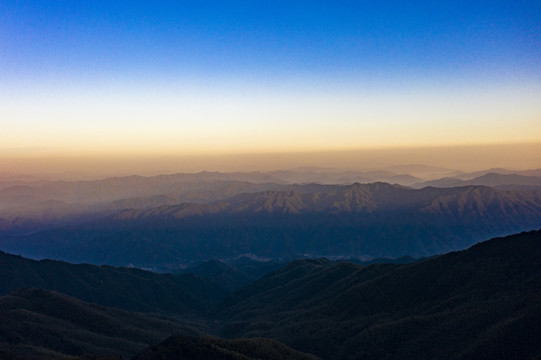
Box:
[0,288,201,359]
[214,230,541,359]
[415,172,541,189]
[2,183,540,266]
[0,230,540,359]
[0,250,226,315]
[111,183,541,220]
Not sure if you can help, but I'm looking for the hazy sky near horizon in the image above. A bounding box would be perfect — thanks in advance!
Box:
[1,1,540,169]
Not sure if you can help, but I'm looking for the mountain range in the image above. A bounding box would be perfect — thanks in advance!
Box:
[133,335,321,360]
[1,167,539,238]
[415,172,541,189]
[2,182,539,267]
[0,230,540,359]
[0,250,224,314]
[213,230,541,359]
[2,166,540,359]
[0,288,200,359]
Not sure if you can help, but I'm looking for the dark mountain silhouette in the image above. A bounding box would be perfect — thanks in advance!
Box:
[231,257,287,280]
[0,288,199,359]
[0,350,27,360]
[215,230,541,359]
[0,230,540,359]
[179,260,255,293]
[0,250,225,315]
[347,255,418,265]
[178,259,286,293]
[3,183,539,266]
[133,335,320,360]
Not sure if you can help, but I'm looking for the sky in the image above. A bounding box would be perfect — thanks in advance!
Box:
[1,1,540,174]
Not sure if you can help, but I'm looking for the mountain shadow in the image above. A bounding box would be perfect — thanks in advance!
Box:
[0,251,225,315]
[178,258,286,293]
[215,230,541,360]
[133,335,321,360]
[0,288,200,359]
[1,230,540,359]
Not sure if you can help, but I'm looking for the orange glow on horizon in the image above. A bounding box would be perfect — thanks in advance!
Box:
[1,142,540,178]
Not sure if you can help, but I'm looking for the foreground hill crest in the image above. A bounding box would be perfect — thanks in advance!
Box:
[1,230,540,359]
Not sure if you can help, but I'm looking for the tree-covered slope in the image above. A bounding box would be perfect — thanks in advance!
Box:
[216,230,541,359]
[0,288,200,359]
[133,335,320,360]
[0,251,224,315]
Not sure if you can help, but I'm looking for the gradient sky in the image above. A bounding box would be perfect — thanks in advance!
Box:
[1,1,540,168]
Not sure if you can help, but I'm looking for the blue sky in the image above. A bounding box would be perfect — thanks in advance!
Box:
[1,0,540,158]
[3,1,540,82]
